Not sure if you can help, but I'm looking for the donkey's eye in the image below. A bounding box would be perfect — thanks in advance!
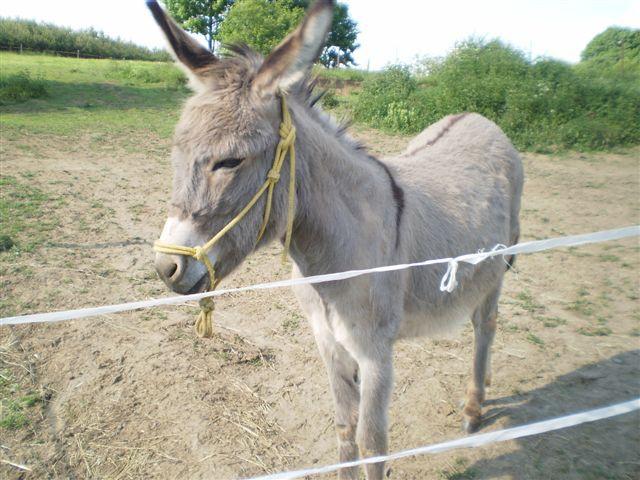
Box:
[212,158,244,172]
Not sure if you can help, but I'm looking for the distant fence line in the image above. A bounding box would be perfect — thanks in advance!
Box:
[0,44,171,62]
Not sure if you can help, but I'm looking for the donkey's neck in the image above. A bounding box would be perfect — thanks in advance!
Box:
[287,105,402,277]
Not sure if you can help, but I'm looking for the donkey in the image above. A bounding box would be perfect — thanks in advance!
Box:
[149,1,523,478]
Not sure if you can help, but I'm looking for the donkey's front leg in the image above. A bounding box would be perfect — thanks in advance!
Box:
[312,319,361,479]
[355,346,394,480]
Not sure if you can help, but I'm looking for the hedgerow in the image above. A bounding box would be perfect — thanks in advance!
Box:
[352,34,639,151]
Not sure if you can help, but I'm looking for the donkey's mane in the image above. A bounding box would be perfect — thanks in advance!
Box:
[216,44,369,156]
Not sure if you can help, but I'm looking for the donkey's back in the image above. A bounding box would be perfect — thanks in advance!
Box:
[390,113,524,337]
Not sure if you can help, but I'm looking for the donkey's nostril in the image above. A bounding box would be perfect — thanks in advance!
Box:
[155,254,183,284]
[165,262,178,279]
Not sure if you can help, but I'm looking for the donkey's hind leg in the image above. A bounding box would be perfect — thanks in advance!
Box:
[463,287,500,433]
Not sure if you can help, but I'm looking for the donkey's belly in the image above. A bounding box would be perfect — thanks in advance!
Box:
[397,302,475,340]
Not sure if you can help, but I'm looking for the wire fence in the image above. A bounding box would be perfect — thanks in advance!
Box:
[2,225,637,327]
[0,44,170,61]
[244,399,640,480]
[1,225,639,478]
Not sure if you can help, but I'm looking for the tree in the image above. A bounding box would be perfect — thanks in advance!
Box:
[164,0,235,52]
[218,0,359,67]
[581,27,640,63]
[578,27,639,79]
[217,0,305,56]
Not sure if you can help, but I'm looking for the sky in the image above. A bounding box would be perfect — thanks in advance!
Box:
[2,0,639,69]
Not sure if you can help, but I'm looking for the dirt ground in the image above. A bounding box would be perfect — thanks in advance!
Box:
[1,127,639,480]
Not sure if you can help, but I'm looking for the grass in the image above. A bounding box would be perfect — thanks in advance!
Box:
[0,176,63,253]
[0,70,48,105]
[0,368,42,431]
[516,289,545,314]
[566,298,595,317]
[526,332,545,346]
[599,253,621,263]
[0,52,188,139]
[565,287,597,317]
[577,326,612,336]
[440,457,478,479]
[535,315,567,328]
[281,315,301,333]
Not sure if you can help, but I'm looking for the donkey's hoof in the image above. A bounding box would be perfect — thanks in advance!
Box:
[462,401,483,433]
[462,413,482,433]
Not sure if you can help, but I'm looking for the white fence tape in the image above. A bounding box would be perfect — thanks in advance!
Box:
[244,398,640,480]
[1,225,638,327]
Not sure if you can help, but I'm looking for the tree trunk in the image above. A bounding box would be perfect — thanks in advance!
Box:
[208,17,214,52]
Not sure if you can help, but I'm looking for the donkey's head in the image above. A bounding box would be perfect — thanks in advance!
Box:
[150,0,334,294]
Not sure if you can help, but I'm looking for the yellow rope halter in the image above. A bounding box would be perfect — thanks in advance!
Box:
[154,95,297,338]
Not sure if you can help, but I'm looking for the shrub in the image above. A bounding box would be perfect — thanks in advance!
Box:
[320,90,339,108]
[353,66,422,132]
[0,71,48,105]
[352,35,640,150]
[426,39,529,118]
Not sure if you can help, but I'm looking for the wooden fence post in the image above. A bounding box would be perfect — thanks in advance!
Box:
[20,43,23,54]
[77,50,80,59]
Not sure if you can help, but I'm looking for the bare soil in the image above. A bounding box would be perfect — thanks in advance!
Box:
[1,129,639,480]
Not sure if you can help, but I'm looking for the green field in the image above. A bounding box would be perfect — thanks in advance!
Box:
[0,53,188,141]
[0,53,372,142]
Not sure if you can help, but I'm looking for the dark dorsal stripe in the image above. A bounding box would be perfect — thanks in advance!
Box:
[367,156,405,249]
[407,113,469,156]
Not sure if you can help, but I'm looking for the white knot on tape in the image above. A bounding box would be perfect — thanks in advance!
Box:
[440,259,459,293]
[440,244,510,294]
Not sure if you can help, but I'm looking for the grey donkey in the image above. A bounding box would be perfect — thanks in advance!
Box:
[149,0,524,478]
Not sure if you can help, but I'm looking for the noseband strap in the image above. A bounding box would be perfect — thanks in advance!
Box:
[153,95,297,338]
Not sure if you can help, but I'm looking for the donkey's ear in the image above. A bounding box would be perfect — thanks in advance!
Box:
[253,0,334,97]
[146,0,217,88]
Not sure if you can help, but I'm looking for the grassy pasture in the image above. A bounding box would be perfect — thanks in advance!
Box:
[0,53,188,140]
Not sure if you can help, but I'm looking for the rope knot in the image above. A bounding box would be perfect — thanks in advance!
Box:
[199,297,215,313]
[267,169,281,182]
[279,124,296,145]
[195,297,215,338]
[193,246,207,262]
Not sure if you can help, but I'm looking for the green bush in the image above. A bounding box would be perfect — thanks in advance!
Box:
[320,90,339,108]
[352,36,640,151]
[0,70,48,105]
[353,66,422,131]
